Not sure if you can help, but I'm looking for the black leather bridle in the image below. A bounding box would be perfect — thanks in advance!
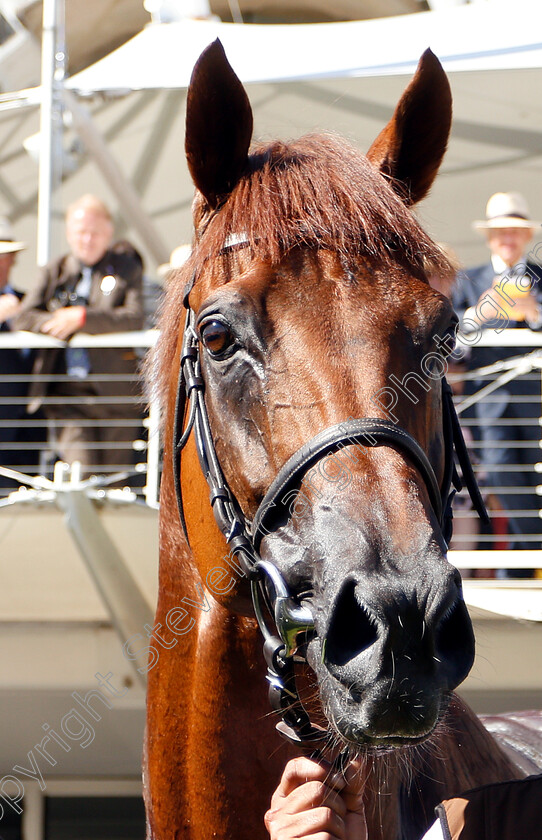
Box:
[172,273,488,747]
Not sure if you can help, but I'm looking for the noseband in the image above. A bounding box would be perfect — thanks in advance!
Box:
[172,281,487,747]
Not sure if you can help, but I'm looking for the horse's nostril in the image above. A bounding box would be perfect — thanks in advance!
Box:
[324,580,378,667]
[435,596,475,688]
[435,598,469,658]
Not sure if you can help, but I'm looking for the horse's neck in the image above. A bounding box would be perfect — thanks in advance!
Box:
[146,565,519,840]
[148,485,521,840]
[145,486,295,839]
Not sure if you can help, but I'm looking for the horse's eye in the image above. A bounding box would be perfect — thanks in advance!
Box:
[199,319,235,357]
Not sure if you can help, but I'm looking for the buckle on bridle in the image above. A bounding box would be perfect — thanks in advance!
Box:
[252,559,315,657]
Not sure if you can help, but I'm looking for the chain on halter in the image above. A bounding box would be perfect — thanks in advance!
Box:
[172,272,488,748]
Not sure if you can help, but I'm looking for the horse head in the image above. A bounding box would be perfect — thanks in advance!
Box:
[158,40,475,754]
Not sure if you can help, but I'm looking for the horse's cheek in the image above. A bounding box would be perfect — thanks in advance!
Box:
[182,435,255,615]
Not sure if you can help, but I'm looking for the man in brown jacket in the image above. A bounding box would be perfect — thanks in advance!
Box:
[15,194,144,475]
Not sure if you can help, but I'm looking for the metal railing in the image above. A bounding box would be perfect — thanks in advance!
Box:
[0,329,160,507]
[1,328,542,578]
[449,329,542,578]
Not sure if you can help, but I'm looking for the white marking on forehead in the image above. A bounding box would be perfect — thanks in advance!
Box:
[222,232,250,250]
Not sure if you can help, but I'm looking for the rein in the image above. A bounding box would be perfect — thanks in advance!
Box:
[172,276,488,748]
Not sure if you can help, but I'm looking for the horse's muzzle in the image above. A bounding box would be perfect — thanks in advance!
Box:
[312,566,475,746]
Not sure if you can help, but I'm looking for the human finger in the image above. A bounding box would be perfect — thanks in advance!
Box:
[265,803,346,839]
[41,320,68,340]
[40,320,64,338]
[277,779,347,819]
[272,757,345,806]
[341,759,368,810]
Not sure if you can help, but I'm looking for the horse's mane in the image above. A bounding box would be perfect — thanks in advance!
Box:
[152,132,450,410]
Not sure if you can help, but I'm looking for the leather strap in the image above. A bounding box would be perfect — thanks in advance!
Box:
[252,418,443,550]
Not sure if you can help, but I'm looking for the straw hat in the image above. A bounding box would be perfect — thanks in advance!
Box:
[473,192,540,231]
[157,243,192,278]
[0,218,26,254]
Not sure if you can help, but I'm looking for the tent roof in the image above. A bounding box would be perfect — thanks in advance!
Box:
[61,1,542,273]
[2,1,542,287]
[68,1,542,93]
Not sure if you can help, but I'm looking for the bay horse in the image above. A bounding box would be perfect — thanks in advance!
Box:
[145,41,541,840]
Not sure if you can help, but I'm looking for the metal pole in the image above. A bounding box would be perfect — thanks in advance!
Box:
[21,784,45,840]
[144,395,161,508]
[37,0,65,266]
[63,88,170,266]
[58,489,153,687]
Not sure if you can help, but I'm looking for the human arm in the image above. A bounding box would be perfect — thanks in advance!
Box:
[455,263,542,329]
[461,291,540,328]
[40,306,87,339]
[14,263,86,339]
[522,261,542,328]
[46,261,144,337]
[13,247,145,337]
[0,293,22,323]
[509,294,541,326]
[264,757,367,840]
[12,263,61,334]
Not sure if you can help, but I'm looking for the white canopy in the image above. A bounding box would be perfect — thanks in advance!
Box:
[3,0,542,282]
[62,0,542,271]
[69,1,542,92]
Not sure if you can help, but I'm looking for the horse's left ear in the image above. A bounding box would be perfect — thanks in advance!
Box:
[185,39,253,210]
[366,49,451,206]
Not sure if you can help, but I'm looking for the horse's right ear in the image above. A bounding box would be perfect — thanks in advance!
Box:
[185,40,253,210]
[366,49,452,205]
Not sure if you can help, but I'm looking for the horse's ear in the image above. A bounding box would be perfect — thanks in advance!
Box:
[185,39,253,210]
[366,49,451,206]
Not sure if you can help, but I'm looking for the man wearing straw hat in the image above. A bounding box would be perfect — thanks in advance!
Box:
[0,219,34,487]
[453,192,542,574]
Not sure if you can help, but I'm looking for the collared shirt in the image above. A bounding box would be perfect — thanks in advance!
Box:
[490,253,515,275]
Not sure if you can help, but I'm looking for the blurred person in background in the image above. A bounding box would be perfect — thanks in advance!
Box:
[142,244,191,330]
[14,195,145,477]
[0,219,35,489]
[453,192,542,576]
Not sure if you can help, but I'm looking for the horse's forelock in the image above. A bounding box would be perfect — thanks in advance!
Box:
[199,133,448,270]
[151,132,451,415]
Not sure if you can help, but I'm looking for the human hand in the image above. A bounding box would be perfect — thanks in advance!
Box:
[468,286,540,327]
[264,756,367,840]
[477,277,541,324]
[40,306,86,340]
[0,293,21,323]
[506,294,540,323]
